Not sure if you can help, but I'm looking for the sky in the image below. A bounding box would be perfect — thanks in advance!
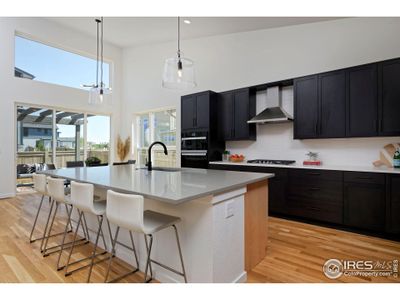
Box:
[15,36,110,144]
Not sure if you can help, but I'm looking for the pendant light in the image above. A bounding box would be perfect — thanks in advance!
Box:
[162,17,196,89]
[84,17,111,105]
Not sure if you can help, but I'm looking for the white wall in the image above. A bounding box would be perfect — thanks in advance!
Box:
[0,17,123,198]
[121,17,400,167]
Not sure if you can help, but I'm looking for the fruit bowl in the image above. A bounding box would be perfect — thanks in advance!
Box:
[229,154,245,163]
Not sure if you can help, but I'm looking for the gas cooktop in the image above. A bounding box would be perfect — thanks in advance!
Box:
[247,159,296,165]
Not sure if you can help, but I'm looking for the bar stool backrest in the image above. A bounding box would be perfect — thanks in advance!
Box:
[33,173,47,195]
[47,177,66,203]
[70,181,95,214]
[106,190,144,233]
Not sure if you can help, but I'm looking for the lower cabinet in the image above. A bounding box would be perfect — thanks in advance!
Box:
[268,168,288,215]
[343,172,386,232]
[209,164,397,239]
[387,175,400,234]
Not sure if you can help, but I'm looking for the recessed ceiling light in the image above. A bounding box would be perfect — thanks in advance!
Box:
[183,19,191,24]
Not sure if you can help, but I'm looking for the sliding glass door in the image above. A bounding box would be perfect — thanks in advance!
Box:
[16,104,110,189]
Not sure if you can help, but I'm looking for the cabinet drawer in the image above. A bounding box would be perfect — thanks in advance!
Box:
[286,195,343,224]
[288,181,343,201]
[343,172,385,185]
[289,169,342,182]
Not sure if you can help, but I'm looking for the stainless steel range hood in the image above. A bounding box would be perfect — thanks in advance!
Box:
[247,86,293,124]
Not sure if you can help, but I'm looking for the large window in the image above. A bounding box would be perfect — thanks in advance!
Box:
[135,109,177,167]
[16,105,110,187]
[14,35,110,90]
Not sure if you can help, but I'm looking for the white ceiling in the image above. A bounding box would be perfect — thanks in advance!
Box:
[47,17,343,48]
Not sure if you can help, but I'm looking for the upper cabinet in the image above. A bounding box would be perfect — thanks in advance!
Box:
[181,91,216,131]
[294,70,346,139]
[294,75,319,139]
[295,58,400,139]
[218,88,256,141]
[379,58,400,136]
[346,64,378,137]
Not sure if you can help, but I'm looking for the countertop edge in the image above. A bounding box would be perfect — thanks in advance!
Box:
[209,161,400,174]
[39,170,273,205]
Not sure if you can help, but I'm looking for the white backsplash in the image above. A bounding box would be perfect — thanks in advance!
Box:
[226,89,400,167]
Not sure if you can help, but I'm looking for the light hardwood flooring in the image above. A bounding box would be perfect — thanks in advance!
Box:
[1,192,399,283]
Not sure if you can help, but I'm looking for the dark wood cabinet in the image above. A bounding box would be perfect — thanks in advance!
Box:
[181,94,196,130]
[346,64,378,137]
[268,168,288,215]
[210,163,400,239]
[218,88,256,141]
[286,169,344,224]
[218,91,234,139]
[294,75,319,139]
[378,59,400,136]
[319,71,346,138]
[181,91,216,131]
[387,175,400,234]
[294,71,346,139]
[344,172,386,232]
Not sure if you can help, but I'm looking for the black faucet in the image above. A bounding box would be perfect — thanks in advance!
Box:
[147,141,168,171]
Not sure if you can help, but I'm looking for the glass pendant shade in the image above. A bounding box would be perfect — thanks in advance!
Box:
[162,53,196,89]
[88,86,111,105]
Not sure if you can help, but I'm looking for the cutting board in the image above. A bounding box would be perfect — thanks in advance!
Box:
[373,143,400,167]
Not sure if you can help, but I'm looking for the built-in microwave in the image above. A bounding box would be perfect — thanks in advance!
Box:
[181,131,208,151]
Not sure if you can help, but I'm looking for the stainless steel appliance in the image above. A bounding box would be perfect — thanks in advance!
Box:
[181,132,209,168]
[247,159,296,165]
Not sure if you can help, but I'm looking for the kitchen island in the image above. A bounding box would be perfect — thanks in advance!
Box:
[41,166,273,283]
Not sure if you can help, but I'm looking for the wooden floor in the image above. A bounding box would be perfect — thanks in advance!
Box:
[1,192,399,283]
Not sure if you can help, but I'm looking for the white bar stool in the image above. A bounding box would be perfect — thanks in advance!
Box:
[30,174,53,243]
[105,190,187,283]
[42,177,90,257]
[64,181,110,282]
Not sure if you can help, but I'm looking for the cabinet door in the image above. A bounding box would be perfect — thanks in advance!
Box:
[379,59,400,136]
[344,183,385,231]
[268,168,288,215]
[218,92,234,139]
[319,71,346,138]
[233,89,252,140]
[388,175,400,234]
[195,92,210,129]
[346,64,378,137]
[294,75,319,139]
[181,95,196,130]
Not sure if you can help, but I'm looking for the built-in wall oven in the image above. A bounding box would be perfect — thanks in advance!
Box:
[181,131,209,168]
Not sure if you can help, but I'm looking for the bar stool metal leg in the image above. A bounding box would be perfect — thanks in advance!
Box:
[56,204,74,270]
[42,202,59,256]
[144,234,153,279]
[29,195,45,243]
[40,197,55,252]
[173,225,187,283]
[87,215,104,283]
[143,234,153,283]
[104,226,139,283]
[65,213,109,278]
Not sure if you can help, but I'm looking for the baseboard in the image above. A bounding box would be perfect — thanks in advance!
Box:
[0,192,16,199]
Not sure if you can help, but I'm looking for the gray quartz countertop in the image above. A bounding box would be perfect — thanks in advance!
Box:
[209,161,400,174]
[40,166,273,205]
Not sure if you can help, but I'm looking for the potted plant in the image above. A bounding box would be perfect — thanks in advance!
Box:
[223,150,230,161]
[85,156,101,167]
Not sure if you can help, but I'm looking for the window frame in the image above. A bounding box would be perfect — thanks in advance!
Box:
[133,107,177,166]
[14,31,114,91]
[14,102,112,172]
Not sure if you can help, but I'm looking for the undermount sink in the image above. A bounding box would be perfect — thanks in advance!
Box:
[136,167,182,172]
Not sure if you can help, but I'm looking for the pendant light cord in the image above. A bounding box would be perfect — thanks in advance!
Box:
[177,16,180,58]
[100,17,104,89]
[95,18,100,87]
